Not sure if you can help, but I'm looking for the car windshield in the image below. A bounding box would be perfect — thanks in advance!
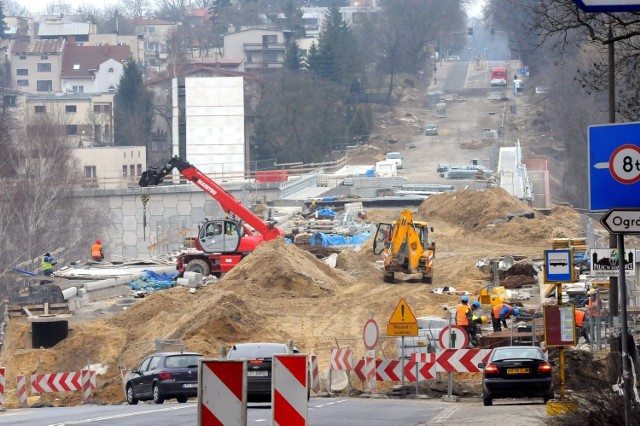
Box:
[492,348,542,361]
[387,153,400,159]
[427,125,436,129]
[228,344,289,359]
[165,354,202,368]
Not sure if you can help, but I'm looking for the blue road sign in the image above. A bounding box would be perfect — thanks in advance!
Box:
[544,250,574,283]
[517,67,528,75]
[588,122,640,212]
[573,1,640,12]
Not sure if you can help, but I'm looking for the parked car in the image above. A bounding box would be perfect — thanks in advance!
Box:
[385,151,403,169]
[227,342,309,403]
[125,352,202,405]
[447,55,461,61]
[425,124,438,136]
[478,346,554,406]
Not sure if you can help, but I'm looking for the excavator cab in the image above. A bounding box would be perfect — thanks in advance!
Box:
[197,219,242,253]
[373,223,393,255]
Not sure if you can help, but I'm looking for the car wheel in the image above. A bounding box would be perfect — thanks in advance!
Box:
[482,395,492,406]
[186,259,211,277]
[153,384,165,404]
[383,272,394,283]
[126,385,138,405]
[421,275,432,284]
[177,395,189,403]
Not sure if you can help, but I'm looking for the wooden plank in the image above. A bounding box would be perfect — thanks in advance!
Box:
[22,307,34,317]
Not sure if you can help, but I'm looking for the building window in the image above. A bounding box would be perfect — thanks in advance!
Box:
[36,80,52,92]
[122,165,128,177]
[19,55,26,60]
[108,67,114,73]
[108,85,116,93]
[263,51,277,63]
[17,79,28,86]
[246,52,253,63]
[3,96,16,107]
[94,124,101,143]
[151,140,159,152]
[130,164,135,177]
[72,86,84,93]
[262,35,277,44]
[40,55,48,60]
[84,166,96,178]
[145,26,156,33]
[37,63,52,72]
[66,124,77,135]
[34,105,46,113]
[94,105,100,113]
[65,105,77,113]
[104,104,111,113]
[137,164,142,176]
[73,64,80,70]
[16,69,28,75]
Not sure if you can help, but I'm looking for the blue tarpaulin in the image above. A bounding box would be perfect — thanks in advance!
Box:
[316,208,337,218]
[130,269,178,291]
[310,232,371,246]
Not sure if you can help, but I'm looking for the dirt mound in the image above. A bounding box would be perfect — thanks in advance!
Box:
[417,187,533,230]
[219,238,355,297]
[345,144,385,165]
[336,247,380,277]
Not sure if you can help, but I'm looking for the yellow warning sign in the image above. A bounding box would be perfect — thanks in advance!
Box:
[387,323,419,336]
[388,298,418,324]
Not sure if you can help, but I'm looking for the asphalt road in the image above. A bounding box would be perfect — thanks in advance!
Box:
[0,397,549,425]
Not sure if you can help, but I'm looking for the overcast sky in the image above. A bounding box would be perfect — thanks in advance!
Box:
[26,0,119,15]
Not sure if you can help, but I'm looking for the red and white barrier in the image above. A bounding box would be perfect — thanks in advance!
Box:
[81,370,93,403]
[365,357,376,393]
[329,349,353,371]
[376,360,401,382]
[272,354,308,426]
[16,375,27,407]
[404,353,436,382]
[30,371,96,394]
[309,354,319,393]
[435,349,492,373]
[353,359,366,381]
[198,359,247,426]
[0,367,4,408]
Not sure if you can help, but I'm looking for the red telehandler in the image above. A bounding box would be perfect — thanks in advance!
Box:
[139,157,283,277]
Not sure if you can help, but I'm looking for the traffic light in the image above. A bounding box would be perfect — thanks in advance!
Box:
[468,27,473,35]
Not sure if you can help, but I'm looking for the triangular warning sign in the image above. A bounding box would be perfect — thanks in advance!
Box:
[388,298,417,324]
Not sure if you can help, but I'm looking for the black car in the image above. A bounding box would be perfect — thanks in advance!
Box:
[478,346,554,406]
[126,351,202,405]
[227,342,308,403]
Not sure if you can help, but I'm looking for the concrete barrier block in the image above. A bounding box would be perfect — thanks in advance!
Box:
[176,278,190,287]
[183,271,203,284]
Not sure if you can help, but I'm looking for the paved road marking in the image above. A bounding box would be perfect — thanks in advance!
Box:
[48,404,194,425]
[428,405,459,423]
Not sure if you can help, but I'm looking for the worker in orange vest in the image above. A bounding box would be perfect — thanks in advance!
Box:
[91,240,104,262]
[574,308,590,344]
[587,289,601,342]
[456,296,474,347]
[492,303,519,332]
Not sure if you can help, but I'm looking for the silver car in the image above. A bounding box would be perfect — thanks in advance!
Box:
[425,124,438,136]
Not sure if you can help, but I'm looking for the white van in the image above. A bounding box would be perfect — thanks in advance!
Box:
[385,152,403,169]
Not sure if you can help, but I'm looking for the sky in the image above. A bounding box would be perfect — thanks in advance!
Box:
[26,0,119,15]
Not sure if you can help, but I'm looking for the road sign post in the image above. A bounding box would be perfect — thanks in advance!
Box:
[601,208,640,234]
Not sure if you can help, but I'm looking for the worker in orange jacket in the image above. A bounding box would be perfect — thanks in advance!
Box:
[575,308,590,343]
[91,240,104,262]
[456,296,474,347]
[492,303,519,332]
[587,289,601,342]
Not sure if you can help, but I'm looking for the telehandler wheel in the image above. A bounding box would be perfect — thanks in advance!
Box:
[421,275,433,284]
[186,259,211,277]
[383,272,395,283]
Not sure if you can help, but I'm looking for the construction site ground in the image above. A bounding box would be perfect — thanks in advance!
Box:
[0,63,609,407]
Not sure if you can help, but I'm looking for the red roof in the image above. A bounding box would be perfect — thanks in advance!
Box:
[61,43,131,78]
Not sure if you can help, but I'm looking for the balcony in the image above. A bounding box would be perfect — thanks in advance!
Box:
[243,42,286,52]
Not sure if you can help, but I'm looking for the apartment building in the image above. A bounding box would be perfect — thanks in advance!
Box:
[223,29,289,70]
[60,41,131,94]
[11,38,65,93]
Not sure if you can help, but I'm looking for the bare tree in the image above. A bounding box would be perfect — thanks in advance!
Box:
[3,0,29,16]
[118,0,152,17]
[155,0,191,21]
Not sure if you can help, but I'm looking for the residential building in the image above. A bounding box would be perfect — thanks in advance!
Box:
[73,146,146,189]
[36,18,95,42]
[24,92,115,147]
[88,34,141,62]
[223,29,289,70]
[132,17,177,74]
[5,16,33,38]
[11,38,65,93]
[60,40,131,94]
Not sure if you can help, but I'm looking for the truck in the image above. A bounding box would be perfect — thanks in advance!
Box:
[372,209,435,283]
[139,157,283,277]
[435,101,446,118]
[490,67,508,86]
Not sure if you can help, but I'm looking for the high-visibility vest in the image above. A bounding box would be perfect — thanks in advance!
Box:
[456,304,470,326]
[41,256,53,271]
[492,303,512,319]
[91,244,102,258]
[587,298,600,317]
[575,309,586,327]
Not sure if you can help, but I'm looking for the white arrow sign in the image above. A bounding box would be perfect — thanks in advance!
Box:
[601,209,640,234]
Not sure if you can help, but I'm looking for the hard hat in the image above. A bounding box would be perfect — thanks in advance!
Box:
[472,301,481,309]
[461,295,469,303]
[481,315,488,324]
[589,289,596,295]
[96,240,102,245]
[513,308,520,316]
[45,253,50,257]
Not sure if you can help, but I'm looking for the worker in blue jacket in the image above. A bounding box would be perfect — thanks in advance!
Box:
[491,303,520,332]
